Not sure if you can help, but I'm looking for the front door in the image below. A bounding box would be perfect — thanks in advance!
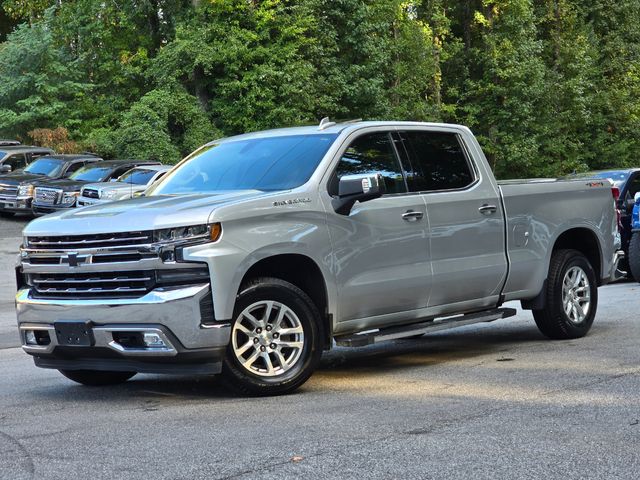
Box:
[323,130,432,326]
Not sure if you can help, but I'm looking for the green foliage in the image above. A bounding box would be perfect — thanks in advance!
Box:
[1,0,640,176]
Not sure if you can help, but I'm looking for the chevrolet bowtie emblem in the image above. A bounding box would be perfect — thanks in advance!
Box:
[65,252,79,267]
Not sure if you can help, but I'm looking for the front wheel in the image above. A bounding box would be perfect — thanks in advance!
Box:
[533,249,598,339]
[222,277,323,396]
[59,369,136,386]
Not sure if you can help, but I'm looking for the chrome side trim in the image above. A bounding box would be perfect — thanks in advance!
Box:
[19,324,57,354]
[93,327,177,356]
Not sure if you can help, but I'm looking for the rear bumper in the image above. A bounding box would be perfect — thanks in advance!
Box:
[609,249,626,282]
[16,284,231,374]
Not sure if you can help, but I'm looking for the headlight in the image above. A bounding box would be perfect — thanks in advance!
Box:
[61,191,79,205]
[101,190,119,200]
[153,223,222,245]
[17,185,34,197]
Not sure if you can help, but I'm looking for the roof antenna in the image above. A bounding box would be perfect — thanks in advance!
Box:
[318,117,336,131]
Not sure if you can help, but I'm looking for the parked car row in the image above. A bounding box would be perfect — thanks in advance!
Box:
[0,149,171,217]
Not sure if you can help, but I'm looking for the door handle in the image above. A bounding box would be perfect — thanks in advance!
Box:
[478,204,497,215]
[402,210,424,222]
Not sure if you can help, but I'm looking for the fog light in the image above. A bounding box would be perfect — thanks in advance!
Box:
[25,330,37,345]
[143,332,166,348]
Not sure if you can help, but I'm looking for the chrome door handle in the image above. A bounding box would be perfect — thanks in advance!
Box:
[402,210,424,222]
[478,204,497,215]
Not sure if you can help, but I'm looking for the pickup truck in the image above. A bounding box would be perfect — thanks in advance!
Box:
[0,154,102,216]
[32,159,160,215]
[76,164,171,207]
[15,121,622,395]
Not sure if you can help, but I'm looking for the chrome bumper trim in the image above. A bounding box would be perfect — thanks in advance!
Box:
[16,284,231,350]
[612,249,626,281]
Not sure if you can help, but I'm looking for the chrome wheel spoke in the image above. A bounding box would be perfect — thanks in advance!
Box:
[277,340,303,349]
[278,326,304,336]
[561,266,591,324]
[236,340,254,357]
[242,350,260,369]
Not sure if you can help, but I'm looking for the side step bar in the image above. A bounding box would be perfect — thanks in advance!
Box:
[335,308,517,348]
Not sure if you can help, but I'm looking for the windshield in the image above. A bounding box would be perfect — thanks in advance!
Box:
[149,134,337,195]
[117,168,159,185]
[23,158,65,177]
[70,165,113,182]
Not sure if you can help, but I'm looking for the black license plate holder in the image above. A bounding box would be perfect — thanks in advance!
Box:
[54,321,94,347]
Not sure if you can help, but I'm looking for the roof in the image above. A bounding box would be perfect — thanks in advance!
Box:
[0,140,20,146]
[208,121,470,145]
[126,164,171,172]
[37,154,102,162]
[90,159,161,168]
[0,145,54,153]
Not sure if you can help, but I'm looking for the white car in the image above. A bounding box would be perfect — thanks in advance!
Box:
[77,164,171,206]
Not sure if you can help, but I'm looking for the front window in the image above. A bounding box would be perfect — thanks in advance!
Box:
[70,165,113,182]
[23,158,66,177]
[117,168,161,185]
[149,134,337,195]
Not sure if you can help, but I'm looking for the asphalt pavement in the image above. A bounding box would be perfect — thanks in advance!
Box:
[0,214,639,479]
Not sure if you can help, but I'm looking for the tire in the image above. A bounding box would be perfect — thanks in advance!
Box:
[59,369,136,386]
[533,249,598,339]
[222,277,323,396]
[628,233,640,281]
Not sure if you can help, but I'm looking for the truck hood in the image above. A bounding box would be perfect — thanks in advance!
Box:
[0,172,52,186]
[84,182,146,194]
[24,190,270,236]
[33,178,90,192]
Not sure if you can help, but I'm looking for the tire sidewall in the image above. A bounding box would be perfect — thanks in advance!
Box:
[223,280,321,395]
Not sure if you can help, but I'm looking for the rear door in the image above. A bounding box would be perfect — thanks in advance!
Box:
[396,129,508,308]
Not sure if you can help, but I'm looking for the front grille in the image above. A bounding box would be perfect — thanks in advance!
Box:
[26,231,154,249]
[82,188,99,199]
[34,187,61,205]
[0,183,18,197]
[28,271,155,298]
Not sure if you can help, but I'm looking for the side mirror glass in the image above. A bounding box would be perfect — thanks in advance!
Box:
[0,164,12,173]
[332,173,386,215]
[634,192,640,203]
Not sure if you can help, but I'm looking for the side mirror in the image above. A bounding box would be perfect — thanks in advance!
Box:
[635,192,640,204]
[332,173,386,216]
[0,164,11,173]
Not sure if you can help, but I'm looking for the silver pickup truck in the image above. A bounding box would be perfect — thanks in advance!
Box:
[15,121,622,395]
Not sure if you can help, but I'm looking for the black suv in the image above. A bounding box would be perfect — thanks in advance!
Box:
[0,154,102,216]
[32,159,160,215]
[0,140,21,147]
[0,146,55,174]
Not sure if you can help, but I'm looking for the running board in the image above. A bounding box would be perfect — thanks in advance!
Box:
[335,308,517,348]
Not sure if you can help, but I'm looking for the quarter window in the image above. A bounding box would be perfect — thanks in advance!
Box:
[334,132,407,194]
[399,131,474,192]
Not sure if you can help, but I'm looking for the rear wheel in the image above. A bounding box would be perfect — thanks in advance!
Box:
[533,249,597,339]
[628,233,640,281]
[222,277,322,396]
[59,369,136,386]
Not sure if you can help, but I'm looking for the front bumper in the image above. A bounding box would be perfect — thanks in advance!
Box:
[610,249,626,282]
[31,202,75,216]
[0,195,32,212]
[77,197,108,207]
[16,284,231,374]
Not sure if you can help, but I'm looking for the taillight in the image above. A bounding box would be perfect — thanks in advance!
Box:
[612,186,622,230]
[611,186,620,201]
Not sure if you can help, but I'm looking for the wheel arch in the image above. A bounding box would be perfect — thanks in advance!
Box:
[238,253,333,349]
[522,226,603,310]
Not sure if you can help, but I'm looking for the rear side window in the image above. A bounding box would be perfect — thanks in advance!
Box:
[334,132,406,194]
[399,131,474,192]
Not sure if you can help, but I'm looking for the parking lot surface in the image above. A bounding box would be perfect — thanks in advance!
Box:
[1,215,639,479]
